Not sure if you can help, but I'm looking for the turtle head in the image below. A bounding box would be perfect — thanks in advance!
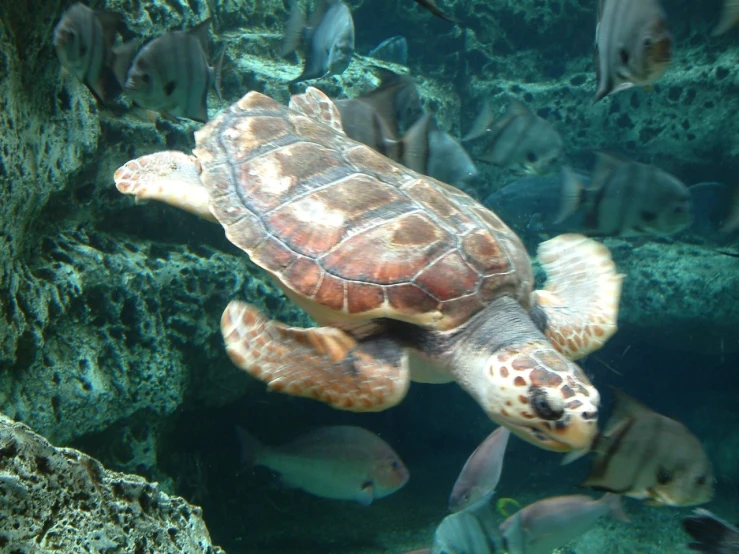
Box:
[471,341,600,452]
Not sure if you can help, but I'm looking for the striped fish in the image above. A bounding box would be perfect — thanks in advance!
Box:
[115,19,223,123]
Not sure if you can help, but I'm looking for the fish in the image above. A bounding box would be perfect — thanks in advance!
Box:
[401,113,479,188]
[556,154,693,237]
[462,99,563,175]
[449,427,511,513]
[284,0,355,84]
[410,0,457,23]
[593,0,672,102]
[578,389,714,507]
[368,36,409,66]
[53,2,126,104]
[113,19,224,123]
[431,496,505,554]
[236,425,409,506]
[500,493,629,554]
[714,1,739,36]
[333,69,423,151]
[683,509,739,553]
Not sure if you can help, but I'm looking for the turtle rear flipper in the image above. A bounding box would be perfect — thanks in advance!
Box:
[221,301,410,411]
[114,151,216,222]
[531,234,623,360]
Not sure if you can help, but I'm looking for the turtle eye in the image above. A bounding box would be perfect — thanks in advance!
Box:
[530,387,564,421]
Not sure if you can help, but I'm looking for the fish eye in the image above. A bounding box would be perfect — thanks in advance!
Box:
[657,467,671,485]
[391,460,400,470]
[644,37,653,50]
[695,475,707,486]
[164,81,176,96]
[141,74,151,84]
[619,48,629,65]
[79,45,87,56]
[526,152,538,163]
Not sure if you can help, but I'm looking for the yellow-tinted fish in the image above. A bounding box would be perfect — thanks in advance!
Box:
[580,389,714,507]
[594,0,672,102]
[237,425,409,506]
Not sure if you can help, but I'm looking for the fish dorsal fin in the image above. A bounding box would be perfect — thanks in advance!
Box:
[94,11,125,48]
[591,151,626,190]
[289,87,346,134]
[555,165,585,224]
[597,0,605,22]
[462,100,494,142]
[506,98,533,118]
[399,111,432,173]
[360,70,418,134]
[307,0,329,35]
[189,18,213,55]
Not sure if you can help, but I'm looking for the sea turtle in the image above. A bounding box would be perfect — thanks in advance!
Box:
[114,88,623,452]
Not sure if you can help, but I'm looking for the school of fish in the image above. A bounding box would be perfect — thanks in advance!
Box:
[51,0,739,551]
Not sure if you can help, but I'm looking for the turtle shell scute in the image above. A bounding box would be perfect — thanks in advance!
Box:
[196,91,534,330]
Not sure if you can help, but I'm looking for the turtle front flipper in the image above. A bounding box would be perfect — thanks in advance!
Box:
[114,151,217,222]
[221,301,410,411]
[531,234,623,360]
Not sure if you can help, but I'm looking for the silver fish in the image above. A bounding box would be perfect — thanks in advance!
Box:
[449,427,511,513]
[237,425,409,506]
[368,36,409,66]
[557,154,692,237]
[462,99,563,175]
[683,509,739,553]
[593,0,672,102]
[714,1,739,35]
[333,69,423,152]
[579,389,714,507]
[115,19,223,123]
[53,2,125,103]
[286,0,355,84]
[431,496,505,554]
[500,493,629,554]
[401,113,479,187]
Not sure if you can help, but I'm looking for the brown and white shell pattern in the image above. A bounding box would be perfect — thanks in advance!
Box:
[194,91,533,332]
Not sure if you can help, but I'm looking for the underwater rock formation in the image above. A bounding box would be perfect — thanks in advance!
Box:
[1,0,738,509]
[0,413,223,553]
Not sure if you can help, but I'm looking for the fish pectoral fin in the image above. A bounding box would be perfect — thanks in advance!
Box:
[357,481,374,506]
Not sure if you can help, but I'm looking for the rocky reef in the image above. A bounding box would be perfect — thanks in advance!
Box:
[1,0,739,550]
[0,413,222,552]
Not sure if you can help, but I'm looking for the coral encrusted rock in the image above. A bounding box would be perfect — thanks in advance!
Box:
[0,413,224,553]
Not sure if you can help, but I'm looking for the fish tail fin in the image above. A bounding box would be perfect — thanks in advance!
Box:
[602,493,630,522]
[554,165,584,223]
[399,112,432,173]
[683,509,737,552]
[235,426,266,469]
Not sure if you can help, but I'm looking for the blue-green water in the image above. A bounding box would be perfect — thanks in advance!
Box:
[1,0,739,552]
